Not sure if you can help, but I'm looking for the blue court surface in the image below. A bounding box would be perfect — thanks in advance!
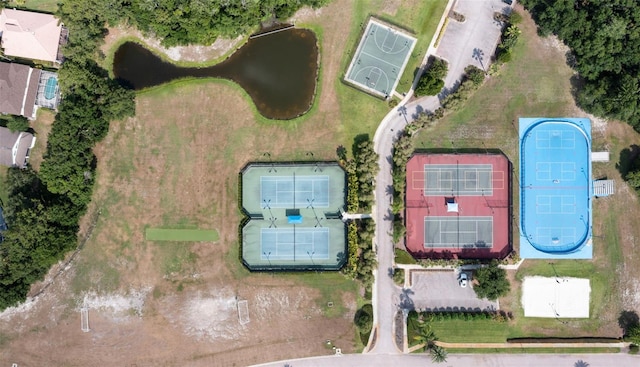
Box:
[260,227,330,260]
[519,118,592,259]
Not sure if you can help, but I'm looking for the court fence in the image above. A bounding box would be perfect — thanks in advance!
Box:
[238,161,348,271]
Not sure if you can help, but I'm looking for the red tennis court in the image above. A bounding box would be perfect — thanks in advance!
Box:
[405,153,511,259]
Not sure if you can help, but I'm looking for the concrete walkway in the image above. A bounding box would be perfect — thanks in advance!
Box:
[341,213,372,221]
[435,341,628,349]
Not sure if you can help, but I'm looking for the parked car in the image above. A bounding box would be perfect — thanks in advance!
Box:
[459,272,468,288]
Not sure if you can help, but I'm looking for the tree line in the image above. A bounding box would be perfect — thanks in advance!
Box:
[97,0,329,46]
[0,0,135,310]
[521,0,640,130]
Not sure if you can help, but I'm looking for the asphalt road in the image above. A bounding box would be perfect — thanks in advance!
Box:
[250,353,640,367]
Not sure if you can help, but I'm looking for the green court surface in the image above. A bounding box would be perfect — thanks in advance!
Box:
[240,162,347,271]
[345,18,417,98]
[145,228,219,242]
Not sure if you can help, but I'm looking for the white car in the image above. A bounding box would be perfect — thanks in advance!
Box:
[459,272,468,288]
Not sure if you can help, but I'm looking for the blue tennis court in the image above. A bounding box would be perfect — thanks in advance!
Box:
[519,118,593,259]
[260,175,329,208]
[260,227,329,260]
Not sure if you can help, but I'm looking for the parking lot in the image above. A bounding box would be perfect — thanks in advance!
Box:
[404,270,498,312]
[435,0,511,91]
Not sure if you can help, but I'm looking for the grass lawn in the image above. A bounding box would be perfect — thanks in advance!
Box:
[446,347,621,354]
[7,0,58,12]
[395,248,418,264]
[408,313,512,344]
[386,0,449,93]
[145,228,219,242]
[0,168,8,207]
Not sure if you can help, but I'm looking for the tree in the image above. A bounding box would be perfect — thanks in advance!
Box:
[629,323,640,346]
[354,304,373,334]
[415,58,448,96]
[430,345,448,363]
[473,261,510,301]
[5,116,30,132]
[464,65,485,86]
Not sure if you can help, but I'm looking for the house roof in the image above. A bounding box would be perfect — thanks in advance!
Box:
[0,62,40,118]
[0,9,62,63]
[0,126,35,167]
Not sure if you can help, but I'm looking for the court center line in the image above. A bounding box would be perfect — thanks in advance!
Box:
[360,50,404,69]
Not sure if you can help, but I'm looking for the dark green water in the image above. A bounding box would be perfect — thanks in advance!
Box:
[113,28,319,120]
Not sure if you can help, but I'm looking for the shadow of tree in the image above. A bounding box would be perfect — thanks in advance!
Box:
[399,287,415,310]
[618,310,640,336]
[574,360,589,367]
[616,144,640,178]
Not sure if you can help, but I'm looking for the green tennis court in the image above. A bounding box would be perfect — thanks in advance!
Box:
[145,228,219,242]
[345,18,417,98]
[240,162,347,271]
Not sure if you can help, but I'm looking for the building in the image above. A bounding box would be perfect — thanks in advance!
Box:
[0,62,40,119]
[0,126,36,168]
[405,153,511,259]
[0,9,66,64]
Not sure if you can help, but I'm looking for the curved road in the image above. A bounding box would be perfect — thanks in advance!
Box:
[368,0,507,353]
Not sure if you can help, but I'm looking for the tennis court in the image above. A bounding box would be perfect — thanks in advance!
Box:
[405,153,511,259]
[344,18,416,98]
[519,118,593,259]
[261,227,330,260]
[411,164,500,196]
[260,175,329,208]
[241,162,347,270]
[424,216,493,248]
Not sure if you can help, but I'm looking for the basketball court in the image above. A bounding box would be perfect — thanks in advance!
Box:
[344,18,416,98]
[241,162,347,270]
[522,276,590,318]
[405,153,511,259]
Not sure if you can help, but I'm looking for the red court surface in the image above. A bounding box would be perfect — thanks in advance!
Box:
[405,153,511,259]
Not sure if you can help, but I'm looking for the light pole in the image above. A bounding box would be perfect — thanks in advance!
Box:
[263,251,272,267]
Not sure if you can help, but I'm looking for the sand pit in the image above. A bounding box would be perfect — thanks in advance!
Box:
[522,276,590,318]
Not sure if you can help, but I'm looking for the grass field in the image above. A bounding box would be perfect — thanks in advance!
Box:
[145,228,219,242]
[7,0,58,12]
[445,347,621,354]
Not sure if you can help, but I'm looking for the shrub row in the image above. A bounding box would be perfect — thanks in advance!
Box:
[423,310,514,322]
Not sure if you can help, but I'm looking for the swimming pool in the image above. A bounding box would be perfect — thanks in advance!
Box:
[519,118,592,258]
[44,76,58,100]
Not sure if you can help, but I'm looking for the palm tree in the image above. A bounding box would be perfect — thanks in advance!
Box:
[430,345,448,363]
[413,318,448,363]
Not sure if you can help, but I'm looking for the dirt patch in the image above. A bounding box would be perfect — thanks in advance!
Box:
[28,109,55,171]
[103,26,244,63]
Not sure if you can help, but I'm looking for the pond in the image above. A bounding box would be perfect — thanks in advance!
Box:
[112,27,319,120]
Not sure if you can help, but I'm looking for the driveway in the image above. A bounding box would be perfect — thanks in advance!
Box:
[435,0,510,91]
[407,271,498,312]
